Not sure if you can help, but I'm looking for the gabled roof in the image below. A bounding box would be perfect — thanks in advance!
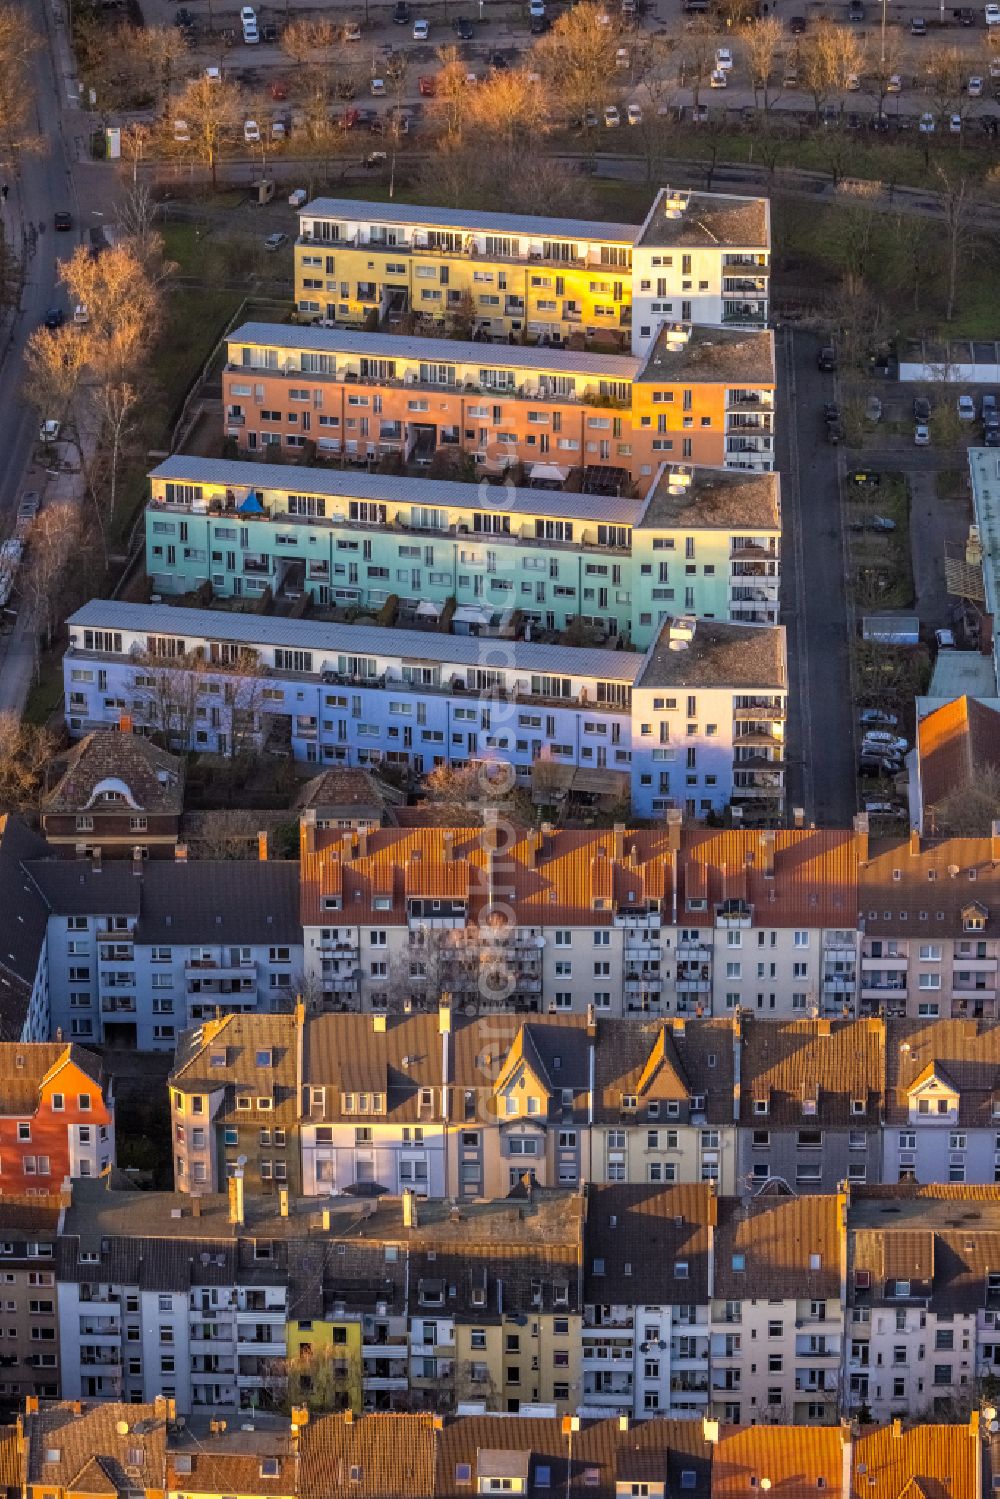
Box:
[24,1402,168,1489]
[42,730,183,816]
[885,1019,1000,1126]
[584,1183,715,1305]
[738,1018,884,1127]
[299,1413,437,1499]
[854,1425,976,1499]
[714,1194,842,1300]
[917,695,1000,830]
[712,1426,845,1499]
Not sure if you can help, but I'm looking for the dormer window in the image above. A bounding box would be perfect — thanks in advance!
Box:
[894,1279,910,1298]
[851,1099,866,1115]
[648,1102,660,1119]
[622,1095,637,1111]
[691,1094,706,1112]
[753,1099,768,1116]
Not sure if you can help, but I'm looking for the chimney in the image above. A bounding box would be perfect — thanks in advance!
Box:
[118,713,133,735]
[295,996,306,1029]
[702,1418,719,1445]
[586,1002,597,1038]
[402,1188,418,1229]
[521,1171,533,1204]
[760,829,775,878]
[357,827,369,859]
[526,827,543,870]
[792,806,805,829]
[228,1168,245,1228]
[909,827,920,858]
[174,843,188,862]
[279,1186,289,1218]
[132,847,144,874]
[290,1405,310,1431]
[439,997,452,1035]
[258,830,269,862]
[192,1195,201,1218]
[613,823,625,862]
[322,1208,331,1231]
[443,830,455,862]
[666,807,682,854]
[992,818,1000,865]
[91,848,102,872]
[483,806,501,853]
[373,1014,387,1034]
[618,1416,629,1433]
[853,812,869,866]
[892,1418,902,1440]
[302,808,317,855]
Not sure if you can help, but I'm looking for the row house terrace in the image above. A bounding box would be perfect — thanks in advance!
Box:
[292,186,770,355]
[882,1017,1000,1185]
[858,829,1000,1021]
[221,321,776,481]
[709,1193,845,1427]
[144,456,781,642]
[297,821,858,1022]
[294,197,638,348]
[0,1042,114,1189]
[14,1402,984,1499]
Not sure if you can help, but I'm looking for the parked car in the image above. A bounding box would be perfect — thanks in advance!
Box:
[866,395,882,422]
[983,393,999,426]
[862,730,909,753]
[371,76,385,94]
[264,232,287,251]
[886,73,902,91]
[453,15,474,36]
[393,0,410,16]
[869,515,896,532]
[43,307,64,329]
[954,6,975,20]
[958,393,976,420]
[418,74,436,94]
[710,68,728,86]
[864,800,905,816]
[911,14,927,30]
[950,112,963,131]
[53,210,72,231]
[859,708,899,728]
[987,3,1000,23]
[715,45,733,69]
[817,345,837,371]
[919,111,935,131]
[627,102,642,123]
[986,428,1000,446]
[244,118,261,142]
[827,419,845,444]
[935,628,956,649]
[914,422,931,445]
[823,401,841,424]
[848,0,865,17]
[412,17,429,38]
[859,753,903,776]
[789,13,807,29]
[846,72,861,89]
[604,104,621,125]
[364,149,388,167]
[913,395,931,421]
[969,75,984,94]
[38,420,61,443]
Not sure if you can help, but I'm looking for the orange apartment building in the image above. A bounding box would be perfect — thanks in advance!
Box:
[222,320,775,483]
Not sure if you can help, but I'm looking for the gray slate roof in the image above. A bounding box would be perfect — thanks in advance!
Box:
[0,818,54,1029]
[68,601,644,682]
[228,322,641,379]
[150,454,645,526]
[301,196,640,243]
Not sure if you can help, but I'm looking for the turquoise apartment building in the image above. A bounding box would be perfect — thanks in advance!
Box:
[145,457,779,649]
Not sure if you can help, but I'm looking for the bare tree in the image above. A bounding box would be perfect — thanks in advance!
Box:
[429,45,473,138]
[0,714,57,811]
[466,68,547,145]
[677,20,715,110]
[923,43,964,123]
[0,7,41,173]
[280,16,338,63]
[172,72,243,188]
[936,165,976,322]
[801,19,839,120]
[135,25,189,114]
[21,503,82,659]
[532,0,621,122]
[742,16,783,114]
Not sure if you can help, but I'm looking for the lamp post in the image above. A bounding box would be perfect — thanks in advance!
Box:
[880,0,887,68]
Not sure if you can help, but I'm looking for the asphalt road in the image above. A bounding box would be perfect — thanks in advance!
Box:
[778,327,857,827]
[0,0,86,716]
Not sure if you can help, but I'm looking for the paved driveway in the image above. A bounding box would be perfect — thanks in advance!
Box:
[778,328,857,826]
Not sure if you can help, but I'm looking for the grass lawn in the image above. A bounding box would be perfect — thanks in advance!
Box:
[22,647,66,728]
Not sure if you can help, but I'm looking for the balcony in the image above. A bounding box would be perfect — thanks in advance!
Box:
[733,704,784,722]
[861,954,908,969]
[726,391,774,410]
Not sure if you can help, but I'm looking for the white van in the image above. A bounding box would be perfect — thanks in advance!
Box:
[241,5,259,42]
